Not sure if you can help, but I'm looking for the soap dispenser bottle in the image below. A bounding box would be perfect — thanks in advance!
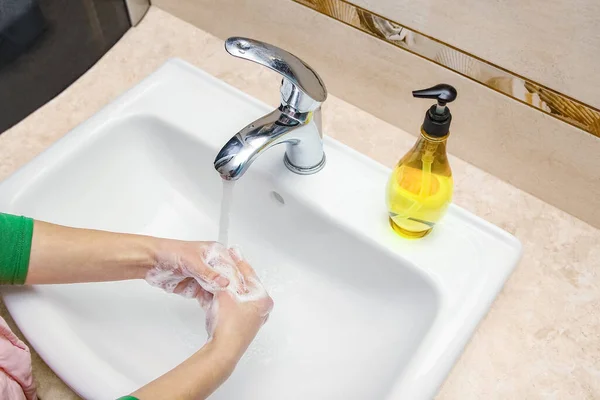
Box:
[386,84,457,238]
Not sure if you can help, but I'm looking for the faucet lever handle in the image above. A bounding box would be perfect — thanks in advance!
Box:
[225,37,327,112]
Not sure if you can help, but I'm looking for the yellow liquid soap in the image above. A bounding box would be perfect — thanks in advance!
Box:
[386,129,453,238]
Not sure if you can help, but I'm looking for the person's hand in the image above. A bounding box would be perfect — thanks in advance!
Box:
[129,251,273,400]
[145,240,235,297]
[204,249,274,361]
[145,239,273,360]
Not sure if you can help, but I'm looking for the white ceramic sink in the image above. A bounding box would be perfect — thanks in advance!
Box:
[0,59,521,400]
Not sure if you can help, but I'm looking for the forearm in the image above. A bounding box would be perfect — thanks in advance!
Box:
[26,221,156,284]
[129,340,240,400]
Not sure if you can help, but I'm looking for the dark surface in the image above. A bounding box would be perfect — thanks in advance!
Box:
[412,84,458,106]
[0,1,47,68]
[0,0,130,133]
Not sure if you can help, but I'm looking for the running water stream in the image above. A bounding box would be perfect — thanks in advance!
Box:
[218,179,236,246]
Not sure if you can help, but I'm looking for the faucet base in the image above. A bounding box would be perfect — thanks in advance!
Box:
[284,153,326,175]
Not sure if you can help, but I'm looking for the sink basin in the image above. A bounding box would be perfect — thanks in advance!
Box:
[0,59,522,400]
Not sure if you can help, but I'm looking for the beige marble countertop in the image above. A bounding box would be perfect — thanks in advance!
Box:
[0,7,598,400]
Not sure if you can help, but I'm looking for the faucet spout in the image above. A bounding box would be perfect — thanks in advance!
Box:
[214,106,325,181]
[214,37,328,180]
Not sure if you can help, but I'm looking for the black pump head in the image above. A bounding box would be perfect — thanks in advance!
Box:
[412,84,457,107]
[413,84,458,138]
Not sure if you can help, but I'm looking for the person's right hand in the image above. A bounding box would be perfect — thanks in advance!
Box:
[204,250,274,361]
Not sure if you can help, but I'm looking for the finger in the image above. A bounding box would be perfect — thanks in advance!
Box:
[175,278,202,298]
[235,267,249,295]
[173,278,191,294]
[229,247,257,280]
[201,242,231,266]
[229,245,245,263]
[189,257,230,288]
[198,267,230,288]
[197,243,232,288]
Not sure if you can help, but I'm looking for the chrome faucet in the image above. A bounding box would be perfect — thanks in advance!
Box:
[214,37,328,180]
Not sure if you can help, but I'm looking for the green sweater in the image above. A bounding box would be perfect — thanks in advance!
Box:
[0,213,33,285]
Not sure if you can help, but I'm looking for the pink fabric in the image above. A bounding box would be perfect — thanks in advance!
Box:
[0,316,36,400]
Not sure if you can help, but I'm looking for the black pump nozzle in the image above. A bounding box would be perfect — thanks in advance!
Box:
[413,84,457,138]
[412,84,457,107]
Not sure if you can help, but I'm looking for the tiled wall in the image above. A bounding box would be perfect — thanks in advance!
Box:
[295,0,600,137]
[151,0,600,229]
[351,0,600,109]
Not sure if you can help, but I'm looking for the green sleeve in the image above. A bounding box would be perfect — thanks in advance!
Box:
[0,213,34,285]
[116,397,139,400]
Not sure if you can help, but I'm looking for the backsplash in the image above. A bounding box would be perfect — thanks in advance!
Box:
[343,0,600,110]
[296,0,600,138]
[151,0,600,229]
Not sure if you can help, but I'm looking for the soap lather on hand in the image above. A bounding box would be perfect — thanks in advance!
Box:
[145,241,272,333]
[144,241,269,300]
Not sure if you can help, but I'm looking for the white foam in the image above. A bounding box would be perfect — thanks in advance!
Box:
[145,268,186,293]
[145,242,268,303]
[180,279,200,299]
[203,243,269,303]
